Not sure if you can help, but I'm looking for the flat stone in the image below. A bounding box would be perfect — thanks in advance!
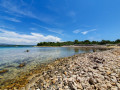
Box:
[116,83,120,89]
[101,84,107,89]
[106,82,112,88]
[67,77,73,82]
[111,86,118,90]
[58,88,63,90]
[76,83,83,89]
[106,71,111,75]
[111,76,117,83]
[111,73,116,76]
[111,83,116,86]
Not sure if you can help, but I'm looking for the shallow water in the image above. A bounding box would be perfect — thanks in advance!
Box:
[0,46,93,86]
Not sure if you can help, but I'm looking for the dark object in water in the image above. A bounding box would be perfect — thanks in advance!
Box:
[93,49,96,52]
[0,69,8,74]
[25,50,29,52]
[4,65,15,68]
[0,63,7,67]
[18,63,25,68]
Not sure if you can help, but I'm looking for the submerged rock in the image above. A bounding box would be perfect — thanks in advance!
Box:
[93,49,96,52]
[4,65,15,68]
[4,48,120,89]
[18,63,25,68]
[25,50,29,52]
[0,69,8,74]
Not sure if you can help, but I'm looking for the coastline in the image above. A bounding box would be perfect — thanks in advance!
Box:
[1,47,120,89]
[24,48,120,89]
[25,48,120,90]
[35,45,120,49]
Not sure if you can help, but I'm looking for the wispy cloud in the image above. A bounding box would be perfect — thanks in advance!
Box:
[73,29,81,34]
[30,28,37,31]
[73,29,96,35]
[0,24,15,30]
[3,17,21,22]
[81,29,96,35]
[0,0,54,23]
[68,11,76,17]
[33,23,64,35]
[0,29,61,45]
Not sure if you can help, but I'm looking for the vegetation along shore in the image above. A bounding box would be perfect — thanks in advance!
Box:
[37,39,120,46]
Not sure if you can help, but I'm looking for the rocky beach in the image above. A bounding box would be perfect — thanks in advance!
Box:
[20,48,120,90]
[0,48,120,90]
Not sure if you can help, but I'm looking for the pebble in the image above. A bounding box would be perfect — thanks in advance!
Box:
[52,78,57,84]
[76,83,83,89]
[106,82,112,88]
[63,71,67,75]
[68,82,77,90]
[111,86,118,90]
[106,71,111,75]
[21,49,120,90]
[116,83,120,89]
[89,78,95,85]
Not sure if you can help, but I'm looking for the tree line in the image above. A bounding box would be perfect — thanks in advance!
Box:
[37,39,120,46]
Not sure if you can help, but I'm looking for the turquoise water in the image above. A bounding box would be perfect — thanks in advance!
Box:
[0,46,93,86]
[0,46,92,66]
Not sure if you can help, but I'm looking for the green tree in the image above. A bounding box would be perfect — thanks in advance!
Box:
[115,39,120,44]
[74,40,79,44]
[83,40,91,44]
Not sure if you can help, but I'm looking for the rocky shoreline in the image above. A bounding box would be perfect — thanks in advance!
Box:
[22,48,120,90]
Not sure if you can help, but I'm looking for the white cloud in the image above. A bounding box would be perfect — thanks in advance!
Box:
[0,29,61,45]
[0,0,54,23]
[30,28,37,31]
[4,17,21,22]
[33,23,63,35]
[73,29,81,34]
[81,29,96,35]
[81,31,88,35]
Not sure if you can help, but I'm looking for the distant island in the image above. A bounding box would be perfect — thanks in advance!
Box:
[0,43,15,45]
[37,39,120,46]
[0,44,35,47]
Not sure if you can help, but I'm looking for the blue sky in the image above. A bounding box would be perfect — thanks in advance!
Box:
[0,0,120,45]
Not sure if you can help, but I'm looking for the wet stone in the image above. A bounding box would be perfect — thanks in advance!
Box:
[0,69,8,74]
[18,63,25,68]
[25,50,29,52]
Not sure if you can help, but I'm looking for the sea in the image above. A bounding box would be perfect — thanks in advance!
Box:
[0,45,94,87]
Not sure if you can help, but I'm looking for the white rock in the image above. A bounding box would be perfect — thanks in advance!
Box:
[117,83,120,89]
[111,86,118,90]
